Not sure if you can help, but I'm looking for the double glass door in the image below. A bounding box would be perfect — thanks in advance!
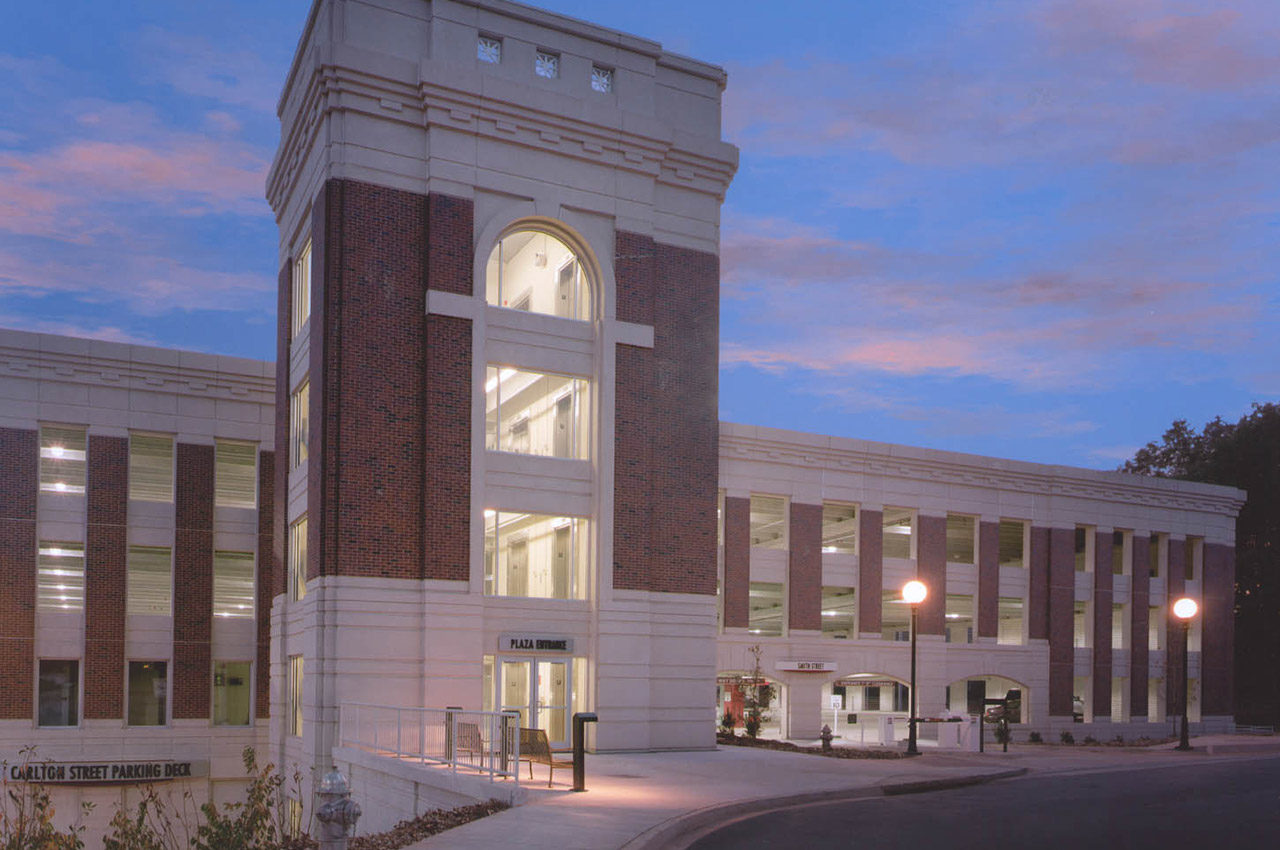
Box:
[499,659,569,748]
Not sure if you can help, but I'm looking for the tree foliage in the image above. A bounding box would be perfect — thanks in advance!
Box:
[1122,403,1280,724]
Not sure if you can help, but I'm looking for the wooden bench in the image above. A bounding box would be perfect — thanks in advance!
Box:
[519,727,572,787]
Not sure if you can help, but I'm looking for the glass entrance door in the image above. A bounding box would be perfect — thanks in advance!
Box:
[498,659,569,748]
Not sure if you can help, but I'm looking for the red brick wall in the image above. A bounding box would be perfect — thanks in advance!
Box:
[787,502,821,631]
[0,428,37,720]
[721,496,749,628]
[977,521,999,638]
[1047,527,1076,716]
[1202,542,1235,716]
[273,256,291,598]
[173,443,214,720]
[615,231,654,326]
[84,435,128,720]
[612,234,719,595]
[1129,534,1151,717]
[1028,526,1050,641]
[257,450,274,720]
[1166,539,1186,716]
[915,514,946,635]
[427,194,473,296]
[422,314,472,581]
[1091,530,1113,720]
[857,509,882,635]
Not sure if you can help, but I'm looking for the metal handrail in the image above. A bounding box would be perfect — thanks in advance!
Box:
[338,704,522,785]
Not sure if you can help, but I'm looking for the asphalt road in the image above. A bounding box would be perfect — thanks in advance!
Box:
[690,756,1280,850]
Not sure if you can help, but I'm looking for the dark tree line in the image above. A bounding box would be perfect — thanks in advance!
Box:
[1122,403,1280,726]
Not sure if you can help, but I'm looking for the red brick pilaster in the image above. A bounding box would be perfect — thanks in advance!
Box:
[173,443,214,720]
[1092,530,1113,720]
[857,509,882,635]
[1047,527,1076,716]
[273,253,291,597]
[423,314,471,581]
[427,194,473,296]
[915,514,946,635]
[256,451,274,720]
[977,521,999,638]
[1028,526,1050,641]
[1130,534,1151,718]
[1166,538,1186,717]
[613,342,655,591]
[613,234,719,595]
[84,435,127,720]
[721,496,749,628]
[1202,542,1235,716]
[0,428,37,720]
[787,503,821,631]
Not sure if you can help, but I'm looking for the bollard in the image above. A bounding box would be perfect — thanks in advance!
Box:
[572,712,598,792]
[315,765,361,850]
[819,724,833,752]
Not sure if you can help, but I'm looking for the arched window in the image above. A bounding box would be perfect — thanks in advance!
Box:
[485,228,592,321]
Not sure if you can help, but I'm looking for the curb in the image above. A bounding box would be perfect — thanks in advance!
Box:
[620,767,1028,850]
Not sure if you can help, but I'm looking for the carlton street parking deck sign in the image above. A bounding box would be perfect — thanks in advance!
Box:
[8,759,209,785]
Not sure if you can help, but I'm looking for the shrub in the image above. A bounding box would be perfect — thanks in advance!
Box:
[719,712,736,735]
[0,748,90,849]
[1060,731,1075,744]
[1082,735,1099,745]
[1028,731,1043,744]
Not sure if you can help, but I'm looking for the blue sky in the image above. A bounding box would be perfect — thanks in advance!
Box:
[2,0,1277,469]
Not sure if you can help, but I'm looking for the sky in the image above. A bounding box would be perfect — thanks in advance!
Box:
[2,0,1277,469]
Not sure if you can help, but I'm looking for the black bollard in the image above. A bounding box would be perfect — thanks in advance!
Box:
[572,712,598,792]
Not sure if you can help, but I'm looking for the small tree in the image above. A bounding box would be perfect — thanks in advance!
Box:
[742,645,775,739]
[0,748,89,849]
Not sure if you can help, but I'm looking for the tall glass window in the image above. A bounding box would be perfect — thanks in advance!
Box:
[213,551,255,619]
[290,381,309,469]
[820,586,856,638]
[1112,530,1130,576]
[129,434,173,502]
[288,655,303,736]
[288,517,308,602]
[1184,537,1202,581]
[37,542,85,612]
[215,441,257,509]
[998,520,1025,567]
[485,367,589,459]
[820,503,857,553]
[483,511,589,599]
[127,546,172,616]
[38,660,79,727]
[1149,533,1164,578]
[747,582,784,636]
[882,508,914,560]
[1074,525,1093,572]
[291,239,311,338]
[39,425,86,494]
[485,229,591,321]
[127,661,167,726]
[749,496,786,549]
[212,661,252,727]
[945,515,976,564]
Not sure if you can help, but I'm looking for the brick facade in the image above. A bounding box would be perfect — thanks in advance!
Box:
[84,435,128,720]
[1166,539,1186,716]
[274,257,291,597]
[915,514,946,635]
[612,234,719,595]
[173,443,214,720]
[857,509,883,635]
[1091,530,1114,720]
[1129,534,1151,717]
[1047,526,1075,716]
[786,502,821,631]
[0,428,37,720]
[721,496,749,628]
[977,520,999,638]
[1028,526,1050,641]
[257,451,274,720]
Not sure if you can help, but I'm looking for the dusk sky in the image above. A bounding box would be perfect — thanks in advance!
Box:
[2,0,1276,469]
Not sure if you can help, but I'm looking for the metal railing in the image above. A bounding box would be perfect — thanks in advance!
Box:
[338,704,522,783]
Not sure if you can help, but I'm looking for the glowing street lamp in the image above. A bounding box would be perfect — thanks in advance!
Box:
[1173,597,1198,751]
[902,579,928,756]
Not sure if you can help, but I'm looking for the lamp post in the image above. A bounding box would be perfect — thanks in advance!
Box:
[1173,597,1198,751]
[902,579,928,756]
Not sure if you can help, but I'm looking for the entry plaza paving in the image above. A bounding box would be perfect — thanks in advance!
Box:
[403,735,1280,850]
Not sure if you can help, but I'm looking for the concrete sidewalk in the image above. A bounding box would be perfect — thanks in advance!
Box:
[403,735,1280,850]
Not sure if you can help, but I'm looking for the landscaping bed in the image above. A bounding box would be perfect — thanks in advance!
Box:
[348,800,510,850]
[717,732,905,760]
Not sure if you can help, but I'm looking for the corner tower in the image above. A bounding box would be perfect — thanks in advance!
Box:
[266,0,737,774]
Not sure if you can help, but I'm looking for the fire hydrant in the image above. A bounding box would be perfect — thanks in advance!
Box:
[316,765,361,850]
[819,724,834,752]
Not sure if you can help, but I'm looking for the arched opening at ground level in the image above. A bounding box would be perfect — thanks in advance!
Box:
[716,671,786,739]
[820,673,910,745]
[946,675,1029,724]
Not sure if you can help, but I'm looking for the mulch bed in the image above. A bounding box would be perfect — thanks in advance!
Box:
[348,799,510,850]
[717,732,905,760]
